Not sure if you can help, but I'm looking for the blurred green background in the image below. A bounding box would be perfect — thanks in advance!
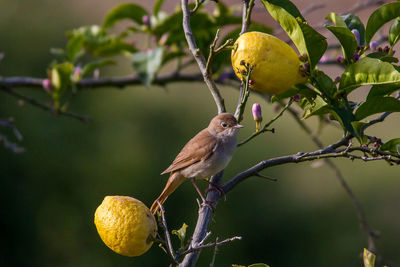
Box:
[0,1,399,266]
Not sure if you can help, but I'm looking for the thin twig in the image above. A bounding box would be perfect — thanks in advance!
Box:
[206,29,234,74]
[0,87,91,122]
[234,66,253,122]
[240,0,255,35]
[181,0,226,114]
[157,201,176,260]
[0,73,205,90]
[238,98,293,146]
[0,118,25,153]
[180,236,242,257]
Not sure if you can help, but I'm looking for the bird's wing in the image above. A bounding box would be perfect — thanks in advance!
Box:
[161,129,218,175]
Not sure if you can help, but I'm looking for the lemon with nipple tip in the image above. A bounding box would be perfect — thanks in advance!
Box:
[231,31,307,95]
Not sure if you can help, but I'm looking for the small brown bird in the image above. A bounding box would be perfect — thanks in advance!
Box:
[150,113,243,214]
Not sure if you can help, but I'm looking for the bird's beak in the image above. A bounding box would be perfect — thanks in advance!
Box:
[234,124,244,129]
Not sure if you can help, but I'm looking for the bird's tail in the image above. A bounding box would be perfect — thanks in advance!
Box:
[150,172,186,215]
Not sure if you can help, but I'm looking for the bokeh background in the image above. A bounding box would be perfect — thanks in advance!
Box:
[1,0,399,266]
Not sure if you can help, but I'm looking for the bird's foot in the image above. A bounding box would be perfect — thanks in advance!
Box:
[205,180,226,201]
[201,200,216,212]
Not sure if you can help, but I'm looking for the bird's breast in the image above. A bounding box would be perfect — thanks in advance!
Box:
[179,137,237,179]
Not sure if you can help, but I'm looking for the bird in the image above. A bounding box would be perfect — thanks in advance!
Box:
[150,113,243,214]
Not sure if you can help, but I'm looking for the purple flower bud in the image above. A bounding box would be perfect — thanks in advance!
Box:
[351,29,360,45]
[369,41,379,51]
[240,69,247,75]
[42,78,53,93]
[334,76,341,83]
[142,15,150,26]
[252,103,262,121]
[240,60,246,66]
[384,45,390,53]
[336,56,344,64]
[293,94,300,102]
[353,53,360,61]
[319,55,329,63]
[249,80,255,86]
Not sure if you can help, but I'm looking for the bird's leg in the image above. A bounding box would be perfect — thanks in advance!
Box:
[191,178,215,212]
[191,178,206,202]
[204,178,226,201]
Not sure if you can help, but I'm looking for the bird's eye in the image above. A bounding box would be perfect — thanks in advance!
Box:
[221,122,228,128]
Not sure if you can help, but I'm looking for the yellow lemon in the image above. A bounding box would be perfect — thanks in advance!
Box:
[231,31,307,95]
[94,196,157,257]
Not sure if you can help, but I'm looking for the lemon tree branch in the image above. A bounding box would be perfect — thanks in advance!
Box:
[181,0,226,114]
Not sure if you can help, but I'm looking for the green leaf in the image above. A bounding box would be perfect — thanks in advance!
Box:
[153,0,164,16]
[132,47,164,86]
[326,12,346,27]
[342,14,365,46]
[339,57,400,92]
[103,3,148,28]
[82,59,116,77]
[389,18,400,47]
[381,138,400,153]
[326,26,357,61]
[355,96,400,120]
[363,248,376,267]
[366,52,399,63]
[172,223,188,248]
[51,62,74,90]
[248,264,271,267]
[66,35,85,62]
[331,104,358,136]
[365,2,400,44]
[312,70,335,96]
[260,0,327,69]
[68,25,136,57]
[302,95,330,119]
[271,88,298,103]
[367,84,399,100]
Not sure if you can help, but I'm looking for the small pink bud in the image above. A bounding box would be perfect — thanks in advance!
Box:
[336,56,344,64]
[249,80,255,86]
[142,15,150,26]
[351,29,360,45]
[158,33,168,46]
[72,66,82,82]
[252,103,262,121]
[42,79,53,93]
[369,41,379,51]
